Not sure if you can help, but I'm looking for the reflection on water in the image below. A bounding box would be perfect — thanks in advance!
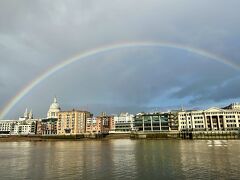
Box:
[207,140,228,147]
[0,140,239,179]
[178,140,239,179]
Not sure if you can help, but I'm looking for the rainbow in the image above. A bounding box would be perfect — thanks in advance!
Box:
[1,41,239,119]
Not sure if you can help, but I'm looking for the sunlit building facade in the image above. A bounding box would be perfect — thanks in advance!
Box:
[12,120,37,135]
[37,118,57,135]
[57,110,92,135]
[0,109,40,135]
[0,120,15,134]
[96,112,115,133]
[177,103,240,131]
[112,113,135,133]
[86,117,101,133]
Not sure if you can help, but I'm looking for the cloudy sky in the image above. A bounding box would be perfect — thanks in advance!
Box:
[0,0,240,119]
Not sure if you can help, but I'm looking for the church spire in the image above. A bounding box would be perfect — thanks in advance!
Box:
[29,109,33,119]
[24,108,28,118]
[54,96,57,103]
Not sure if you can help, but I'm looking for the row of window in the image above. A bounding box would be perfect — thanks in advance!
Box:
[194,117,204,119]
[0,128,11,130]
[226,120,236,123]
[180,126,192,129]
[180,112,240,117]
[195,121,204,124]
[195,125,204,128]
[227,124,237,127]
[226,115,235,118]
[59,115,84,118]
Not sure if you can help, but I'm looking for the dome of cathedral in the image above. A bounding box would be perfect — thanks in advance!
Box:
[49,97,61,110]
[50,102,60,110]
[47,97,61,119]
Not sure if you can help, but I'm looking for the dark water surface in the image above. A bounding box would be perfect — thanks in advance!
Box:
[0,140,239,180]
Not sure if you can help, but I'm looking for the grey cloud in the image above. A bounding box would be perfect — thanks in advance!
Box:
[190,76,240,103]
[7,47,239,118]
[1,0,240,118]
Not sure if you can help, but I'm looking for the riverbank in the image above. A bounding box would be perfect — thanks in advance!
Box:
[1,131,240,141]
[0,133,130,142]
[130,131,240,140]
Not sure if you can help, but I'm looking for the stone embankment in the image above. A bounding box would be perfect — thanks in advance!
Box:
[0,133,127,141]
[130,131,240,139]
[0,131,240,141]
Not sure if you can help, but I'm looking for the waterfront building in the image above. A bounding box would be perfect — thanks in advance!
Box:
[14,109,40,135]
[57,109,92,135]
[0,109,40,135]
[112,113,135,133]
[168,110,179,131]
[96,112,115,133]
[47,97,61,119]
[177,103,240,131]
[12,119,37,135]
[34,97,61,135]
[134,112,169,131]
[0,120,15,135]
[86,117,101,133]
[37,118,57,135]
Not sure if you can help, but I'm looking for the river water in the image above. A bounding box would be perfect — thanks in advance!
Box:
[0,140,239,180]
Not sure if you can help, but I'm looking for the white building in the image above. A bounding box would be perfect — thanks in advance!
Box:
[47,97,61,119]
[0,120,15,135]
[112,113,135,133]
[12,119,39,135]
[177,103,240,131]
[0,119,38,135]
[0,109,40,135]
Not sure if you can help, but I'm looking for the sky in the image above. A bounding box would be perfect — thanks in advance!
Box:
[0,0,240,119]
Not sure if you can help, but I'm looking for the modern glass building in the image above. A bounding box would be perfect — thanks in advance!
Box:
[134,113,169,131]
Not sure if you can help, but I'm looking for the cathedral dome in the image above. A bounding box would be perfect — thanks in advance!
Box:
[47,97,61,119]
[50,101,60,110]
[49,97,60,110]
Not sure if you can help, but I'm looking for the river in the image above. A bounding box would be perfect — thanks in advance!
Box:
[0,140,239,179]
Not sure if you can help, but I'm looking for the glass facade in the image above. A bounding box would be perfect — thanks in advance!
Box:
[134,113,169,131]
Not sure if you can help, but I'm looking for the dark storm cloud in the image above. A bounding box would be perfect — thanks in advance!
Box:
[188,76,240,103]
[171,67,240,100]
[0,0,240,118]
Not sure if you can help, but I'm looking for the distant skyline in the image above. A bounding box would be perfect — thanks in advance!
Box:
[0,0,240,119]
